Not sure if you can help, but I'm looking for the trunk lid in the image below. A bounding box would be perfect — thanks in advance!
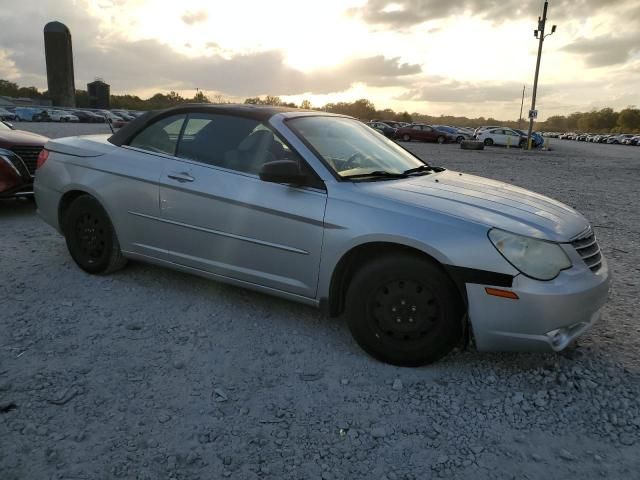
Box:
[46,134,114,157]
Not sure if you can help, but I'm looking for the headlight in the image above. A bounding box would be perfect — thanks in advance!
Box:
[488,229,571,280]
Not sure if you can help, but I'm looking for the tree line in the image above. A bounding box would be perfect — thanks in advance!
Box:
[1,79,638,132]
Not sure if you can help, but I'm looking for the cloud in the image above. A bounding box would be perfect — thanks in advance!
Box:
[562,33,640,67]
[398,78,527,103]
[0,0,421,97]
[181,10,208,25]
[349,0,634,27]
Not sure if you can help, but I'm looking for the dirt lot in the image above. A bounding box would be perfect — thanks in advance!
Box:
[1,123,639,479]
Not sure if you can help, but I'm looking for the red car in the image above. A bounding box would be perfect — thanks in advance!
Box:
[396,124,455,144]
[0,121,49,197]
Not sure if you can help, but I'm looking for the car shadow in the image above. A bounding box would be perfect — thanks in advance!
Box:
[0,197,37,217]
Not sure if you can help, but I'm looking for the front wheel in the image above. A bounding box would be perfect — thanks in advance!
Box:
[483,138,494,146]
[345,254,463,366]
[63,195,127,274]
[402,134,411,142]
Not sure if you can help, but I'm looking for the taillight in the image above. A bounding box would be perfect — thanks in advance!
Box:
[36,148,49,169]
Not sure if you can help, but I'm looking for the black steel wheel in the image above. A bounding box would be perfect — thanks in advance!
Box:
[64,195,127,274]
[346,253,463,366]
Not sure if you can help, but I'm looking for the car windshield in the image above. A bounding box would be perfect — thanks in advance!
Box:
[288,116,427,179]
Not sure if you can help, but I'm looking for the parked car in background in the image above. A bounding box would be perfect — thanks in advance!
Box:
[0,120,48,197]
[47,110,79,122]
[0,107,17,121]
[607,134,634,144]
[112,110,136,121]
[396,124,455,143]
[513,129,544,148]
[622,135,640,146]
[476,128,527,147]
[71,110,105,123]
[95,110,128,128]
[31,109,78,122]
[474,125,501,137]
[366,121,397,139]
[432,125,471,143]
[15,107,42,122]
[34,105,609,366]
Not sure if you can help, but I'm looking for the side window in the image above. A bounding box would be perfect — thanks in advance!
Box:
[424,126,433,132]
[176,113,300,176]
[412,125,421,130]
[128,114,186,155]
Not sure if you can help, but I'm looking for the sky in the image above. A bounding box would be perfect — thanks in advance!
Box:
[0,0,639,120]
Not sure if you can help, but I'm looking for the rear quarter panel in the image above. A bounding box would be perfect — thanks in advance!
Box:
[35,138,168,256]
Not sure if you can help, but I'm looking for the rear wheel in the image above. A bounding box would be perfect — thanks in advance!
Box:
[437,136,445,144]
[63,195,127,274]
[402,134,411,142]
[483,138,494,146]
[456,136,464,143]
[345,254,462,366]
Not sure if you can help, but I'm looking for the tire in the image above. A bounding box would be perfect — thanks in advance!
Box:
[345,253,463,367]
[402,134,411,142]
[456,136,464,143]
[519,139,527,148]
[483,138,494,146]
[63,195,127,274]
[437,136,445,144]
[460,140,484,150]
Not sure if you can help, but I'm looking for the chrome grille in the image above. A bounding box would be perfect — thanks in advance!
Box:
[10,145,43,175]
[571,228,602,273]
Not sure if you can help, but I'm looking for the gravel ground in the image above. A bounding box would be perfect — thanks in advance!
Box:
[1,123,639,479]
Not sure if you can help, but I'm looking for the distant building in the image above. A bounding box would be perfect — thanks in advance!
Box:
[87,80,110,109]
[44,21,76,107]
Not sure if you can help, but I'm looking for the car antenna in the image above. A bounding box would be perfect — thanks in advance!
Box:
[107,117,115,134]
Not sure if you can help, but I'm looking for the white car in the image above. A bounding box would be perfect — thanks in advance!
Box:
[48,110,79,122]
[476,128,527,147]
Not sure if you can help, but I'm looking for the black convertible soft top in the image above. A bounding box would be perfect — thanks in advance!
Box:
[107,104,303,146]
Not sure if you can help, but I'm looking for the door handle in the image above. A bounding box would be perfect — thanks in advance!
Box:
[167,172,195,183]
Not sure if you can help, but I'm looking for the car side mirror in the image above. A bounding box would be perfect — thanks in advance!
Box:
[259,160,307,185]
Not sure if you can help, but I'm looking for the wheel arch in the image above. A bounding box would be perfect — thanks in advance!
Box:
[58,187,115,235]
[325,241,466,318]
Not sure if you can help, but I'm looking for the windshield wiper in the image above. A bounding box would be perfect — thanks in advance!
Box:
[342,170,408,180]
[402,164,434,175]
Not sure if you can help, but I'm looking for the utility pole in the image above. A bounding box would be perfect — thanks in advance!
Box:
[527,1,556,150]
[518,84,526,129]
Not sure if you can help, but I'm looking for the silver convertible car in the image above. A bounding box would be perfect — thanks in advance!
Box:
[34,105,609,366]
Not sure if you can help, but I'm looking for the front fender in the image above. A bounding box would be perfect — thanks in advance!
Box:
[317,191,519,301]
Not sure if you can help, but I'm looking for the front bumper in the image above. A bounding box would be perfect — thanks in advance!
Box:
[467,257,610,352]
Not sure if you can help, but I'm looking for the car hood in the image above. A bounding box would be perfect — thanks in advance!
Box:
[360,170,589,242]
[0,129,49,147]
